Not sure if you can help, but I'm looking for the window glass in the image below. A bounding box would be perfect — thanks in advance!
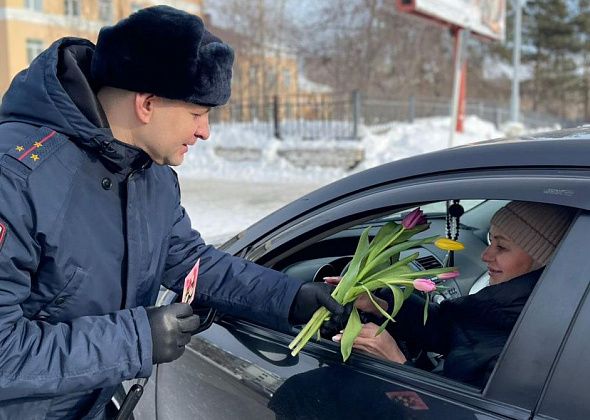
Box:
[249,66,258,85]
[99,0,112,21]
[26,39,44,64]
[64,0,80,17]
[380,200,484,221]
[25,0,43,11]
[282,69,291,89]
[267,69,277,90]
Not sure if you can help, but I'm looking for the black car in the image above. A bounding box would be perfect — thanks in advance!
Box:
[128,128,590,420]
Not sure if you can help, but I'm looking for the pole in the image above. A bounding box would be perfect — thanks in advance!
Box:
[352,90,361,139]
[449,28,468,148]
[273,95,281,140]
[510,0,525,122]
[456,61,467,132]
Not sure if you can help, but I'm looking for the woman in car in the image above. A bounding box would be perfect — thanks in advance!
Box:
[333,201,575,388]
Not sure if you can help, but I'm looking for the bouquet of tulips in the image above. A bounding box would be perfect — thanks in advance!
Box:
[288,208,463,361]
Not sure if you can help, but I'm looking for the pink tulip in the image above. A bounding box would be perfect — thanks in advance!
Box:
[402,208,426,229]
[436,271,460,281]
[413,278,437,292]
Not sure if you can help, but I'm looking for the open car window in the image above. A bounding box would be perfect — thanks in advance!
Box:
[277,199,573,392]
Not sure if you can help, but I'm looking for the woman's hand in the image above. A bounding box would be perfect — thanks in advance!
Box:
[324,277,388,316]
[333,322,407,364]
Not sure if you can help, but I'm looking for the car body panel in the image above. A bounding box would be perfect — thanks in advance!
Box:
[486,211,588,408]
[133,132,590,419]
[535,217,590,420]
[223,137,590,256]
[245,170,590,267]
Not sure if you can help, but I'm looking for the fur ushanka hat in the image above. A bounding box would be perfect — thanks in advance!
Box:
[91,5,234,106]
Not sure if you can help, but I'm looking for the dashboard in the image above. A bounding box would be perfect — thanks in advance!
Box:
[277,217,490,302]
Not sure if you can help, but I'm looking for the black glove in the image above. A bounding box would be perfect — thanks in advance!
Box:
[289,282,345,325]
[145,303,200,364]
[319,302,354,339]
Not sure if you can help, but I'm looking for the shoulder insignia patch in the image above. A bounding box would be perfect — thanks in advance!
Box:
[6,127,66,171]
[0,220,7,251]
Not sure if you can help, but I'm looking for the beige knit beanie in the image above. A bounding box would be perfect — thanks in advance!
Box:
[491,201,575,267]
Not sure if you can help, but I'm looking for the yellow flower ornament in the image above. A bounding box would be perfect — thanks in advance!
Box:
[434,238,465,251]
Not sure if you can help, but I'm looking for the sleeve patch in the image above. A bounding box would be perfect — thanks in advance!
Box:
[0,221,7,250]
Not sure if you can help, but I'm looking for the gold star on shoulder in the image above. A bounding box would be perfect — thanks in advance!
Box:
[34,142,43,148]
[15,146,24,152]
[30,154,40,162]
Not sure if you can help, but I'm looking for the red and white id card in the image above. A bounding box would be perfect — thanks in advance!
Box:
[182,258,200,304]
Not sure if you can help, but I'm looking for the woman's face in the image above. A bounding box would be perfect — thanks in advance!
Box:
[481,225,534,285]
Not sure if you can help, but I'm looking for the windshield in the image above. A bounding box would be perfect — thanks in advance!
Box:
[380,200,485,221]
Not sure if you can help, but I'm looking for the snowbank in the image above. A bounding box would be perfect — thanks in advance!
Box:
[177,115,506,184]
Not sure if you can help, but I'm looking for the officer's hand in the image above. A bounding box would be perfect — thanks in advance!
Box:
[145,303,200,364]
[289,282,345,325]
[319,302,353,339]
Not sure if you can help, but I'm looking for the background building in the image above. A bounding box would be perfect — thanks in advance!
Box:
[0,0,203,97]
[0,0,319,124]
[206,21,303,122]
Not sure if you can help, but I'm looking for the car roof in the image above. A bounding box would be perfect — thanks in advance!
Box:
[222,128,590,251]
[365,128,589,183]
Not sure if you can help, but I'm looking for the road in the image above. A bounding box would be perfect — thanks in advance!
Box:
[178,178,323,245]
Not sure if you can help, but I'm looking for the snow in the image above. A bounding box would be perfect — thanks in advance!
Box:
[482,56,533,81]
[177,115,504,184]
[176,116,541,244]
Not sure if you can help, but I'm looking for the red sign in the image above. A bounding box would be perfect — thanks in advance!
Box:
[396,0,506,42]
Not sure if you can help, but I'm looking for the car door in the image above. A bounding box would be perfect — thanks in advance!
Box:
[526,212,590,420]
[143,168,590,420]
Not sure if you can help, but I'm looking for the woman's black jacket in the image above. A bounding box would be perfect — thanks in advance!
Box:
[384,269,543,388]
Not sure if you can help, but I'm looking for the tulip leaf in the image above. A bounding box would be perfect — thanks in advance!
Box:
[390,285,406,319]
[367,221,402,261]
[335,226,372,300]
[397,223,431,241]
[376,233,436,264]
[361,252,421,284]
[376,319,390,335]
[361,278,414,294]
[397,267,459,279]
[341,307,363,362]
[403,285,414,300]
[360,285,395,322]
[375,286,405,335]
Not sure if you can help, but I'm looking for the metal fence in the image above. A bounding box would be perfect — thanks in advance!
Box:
[210,91,565,140]
[210,92,359,140]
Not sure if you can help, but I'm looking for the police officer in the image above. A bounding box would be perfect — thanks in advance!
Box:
[0,6,342,419]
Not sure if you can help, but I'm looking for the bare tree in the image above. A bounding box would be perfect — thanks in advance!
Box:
[205,0,296,100]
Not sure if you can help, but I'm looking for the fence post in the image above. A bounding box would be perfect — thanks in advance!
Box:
[273,95,281,140]
[408,95,415,123]
[352,90,362,139]
[494,106,502,129]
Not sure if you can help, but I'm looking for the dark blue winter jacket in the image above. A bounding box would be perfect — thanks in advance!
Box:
[0,37,303,419]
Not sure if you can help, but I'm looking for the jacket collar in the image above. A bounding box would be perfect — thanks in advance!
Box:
[442,268,544,330]
[0,37,152,173]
